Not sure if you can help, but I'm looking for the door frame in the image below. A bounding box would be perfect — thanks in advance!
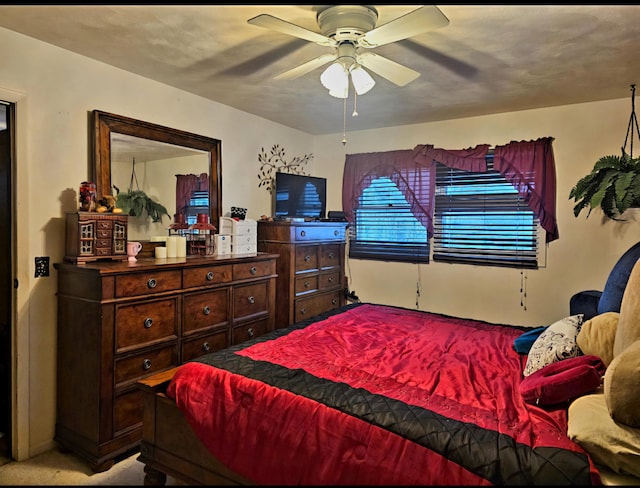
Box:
[0,86,28,461]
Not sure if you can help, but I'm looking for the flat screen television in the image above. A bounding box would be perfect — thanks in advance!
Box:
[274,172,327,220]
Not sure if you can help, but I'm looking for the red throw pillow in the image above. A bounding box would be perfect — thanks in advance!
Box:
[519,355,606,406]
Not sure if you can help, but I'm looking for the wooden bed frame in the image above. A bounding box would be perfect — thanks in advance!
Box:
[137,368,250,486]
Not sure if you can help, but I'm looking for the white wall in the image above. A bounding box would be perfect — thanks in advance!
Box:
[0,26,314,460]
[314,97,639,327]
[2,25,638,461]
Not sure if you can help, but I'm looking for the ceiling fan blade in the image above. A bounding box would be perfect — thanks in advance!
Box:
[358,52,420,87]
[274,53,337,80]
[359,6,449,48]
[248,14,336,47]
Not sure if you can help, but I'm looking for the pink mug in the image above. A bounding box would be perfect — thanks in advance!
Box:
[127,241,143,262]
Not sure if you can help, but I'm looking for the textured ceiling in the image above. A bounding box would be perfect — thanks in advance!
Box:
[1,4,639,135]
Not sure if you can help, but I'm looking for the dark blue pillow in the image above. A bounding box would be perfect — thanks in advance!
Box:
[513,326,548,355]
[598,242,640,315]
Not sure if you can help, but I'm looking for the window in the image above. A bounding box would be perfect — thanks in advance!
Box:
[185,190,209,225]
[433,156,541,268]
[342,139,557,267]
[349,177,429,263]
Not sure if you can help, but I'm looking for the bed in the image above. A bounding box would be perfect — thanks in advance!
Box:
[137,302,603,486]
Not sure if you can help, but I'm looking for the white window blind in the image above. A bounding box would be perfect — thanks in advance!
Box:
[349,177,429,263]
[433,159,540,268]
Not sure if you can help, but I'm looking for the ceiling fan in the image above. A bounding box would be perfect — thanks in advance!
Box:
[247,5,450,97]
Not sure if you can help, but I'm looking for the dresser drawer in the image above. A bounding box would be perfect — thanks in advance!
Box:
[182,329,228,362]
[114,344,177,387]
[319,271,341,291]
[95,246,112,257]
[183,288,230,334]
[233,260,272,280]
[115,270,182,298]
[233,282,268,320]
[295,274,318,295]
[295,245,318,273]
[95,228,112,239]
[294,225,345,241]
[319,244,342,269]
[115,298,179,351]
[96,220,113,231]
[183,264,232,288]
[295,290,341,323]
[231,233,257,245]
[96,238,112,249]
[113,387,144,436]
[232,317,268,345]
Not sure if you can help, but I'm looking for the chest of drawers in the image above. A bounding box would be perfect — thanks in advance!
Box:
[54,253,277,472]
[64,211,128,263]
[257,221,347,327]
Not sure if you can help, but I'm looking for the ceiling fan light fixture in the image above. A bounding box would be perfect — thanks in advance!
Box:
[350,65,375,95]
[328,85,349,99]
[321,62,349,97]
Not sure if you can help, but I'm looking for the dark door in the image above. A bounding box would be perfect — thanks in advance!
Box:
[0,101,13,462]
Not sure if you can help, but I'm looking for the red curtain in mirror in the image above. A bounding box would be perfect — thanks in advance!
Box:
[175,173,209,216]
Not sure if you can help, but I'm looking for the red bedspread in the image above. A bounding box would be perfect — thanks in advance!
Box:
[167,303,601,485]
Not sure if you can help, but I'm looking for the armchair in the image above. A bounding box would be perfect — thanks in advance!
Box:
[570,241,640,321]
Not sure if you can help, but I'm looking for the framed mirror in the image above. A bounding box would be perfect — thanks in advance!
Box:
[92,110,222,240]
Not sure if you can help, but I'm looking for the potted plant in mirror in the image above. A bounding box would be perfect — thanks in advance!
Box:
[113,185,170,223]
[569,150,640,220]
[114,157,170,223]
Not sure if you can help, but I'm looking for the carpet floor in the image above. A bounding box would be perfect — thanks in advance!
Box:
[0,447,178,485]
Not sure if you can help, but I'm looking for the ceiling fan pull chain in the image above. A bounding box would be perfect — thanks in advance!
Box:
[352,92,359,117]
[342,97,348,145]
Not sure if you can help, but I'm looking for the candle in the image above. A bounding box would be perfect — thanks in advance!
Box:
[155,246,167,259]
[176,236,187,258]
[166,236,178,258]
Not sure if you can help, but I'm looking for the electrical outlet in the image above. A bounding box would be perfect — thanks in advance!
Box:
[35,256,50,277]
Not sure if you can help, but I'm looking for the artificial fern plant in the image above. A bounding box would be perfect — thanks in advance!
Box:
[114,157,170,223]
[569,84,640,220]
[569,151,640,219]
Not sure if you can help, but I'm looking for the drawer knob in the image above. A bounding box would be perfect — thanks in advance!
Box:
[328,277,333,283]
[304,280,310,288]
[332,298,337,305]
[247,327,255,338]
[202,342,210,353]
[142,359,152,371]
[147,278,157,289]
[248,296,255,304]
[328,252,334,259]
[304,255,311,262]
[334,230,339,236]
[300,230,306,237]
[203,306,210,315]
[300,307,306,315]
[206,271,214,281]
[144,317,153,328]
[250,266,257,275]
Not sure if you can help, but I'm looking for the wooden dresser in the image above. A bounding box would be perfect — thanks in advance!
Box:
[257,220,347,327]
[53,253,278,472]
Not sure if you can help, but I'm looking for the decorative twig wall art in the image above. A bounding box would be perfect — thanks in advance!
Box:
[257,144,312,194]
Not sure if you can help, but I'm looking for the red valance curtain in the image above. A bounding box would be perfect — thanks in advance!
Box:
[493,137,558,242]
[175,173,209,216]
[342,139,558,242]
[342,145,490,236]
[342,150,434,233]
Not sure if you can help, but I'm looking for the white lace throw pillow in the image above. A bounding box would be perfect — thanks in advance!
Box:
[523,315,584,377]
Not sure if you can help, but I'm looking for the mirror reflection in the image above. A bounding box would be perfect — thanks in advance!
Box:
[110,133,210,240]
[92,110,222,242]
